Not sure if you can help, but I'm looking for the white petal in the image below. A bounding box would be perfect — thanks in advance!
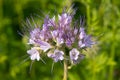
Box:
[36,54,40,61]
[28,39,35,44]
[59,56,64,60]
[31,54,36,60]
[27,47,40,61]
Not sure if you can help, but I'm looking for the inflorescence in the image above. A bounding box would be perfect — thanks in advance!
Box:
[26,10,95,65]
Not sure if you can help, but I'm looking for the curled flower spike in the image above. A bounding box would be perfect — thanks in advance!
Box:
[27,47,40,61]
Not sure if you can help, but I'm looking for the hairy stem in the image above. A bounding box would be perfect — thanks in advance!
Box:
[63,59,68,80]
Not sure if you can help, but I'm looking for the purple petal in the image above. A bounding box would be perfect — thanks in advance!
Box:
[79,27,86,39]
[36,40,52,52]
[78,40,85,48]
[56,37,64,46]
[51,30,58,38]
[84,35,95,47]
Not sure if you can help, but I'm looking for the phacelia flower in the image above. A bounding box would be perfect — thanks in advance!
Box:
[28,28,41,44]
[69,48,80,61]
[25,8,95,66]
[72,54,85,64]
[69,48,85,64]
[47,49,64,62]
[78,35,95,48]
[27,47,40,61]
[79,27,86,40]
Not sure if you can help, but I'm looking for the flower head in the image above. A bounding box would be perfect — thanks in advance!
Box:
[26,9,95,66]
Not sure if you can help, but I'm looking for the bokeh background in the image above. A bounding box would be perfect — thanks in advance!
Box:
[0,0,120,80]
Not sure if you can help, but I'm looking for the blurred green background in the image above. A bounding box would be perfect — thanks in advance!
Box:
[0,0,120,80]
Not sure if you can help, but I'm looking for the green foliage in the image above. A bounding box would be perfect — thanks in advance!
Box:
[0,0,120,80]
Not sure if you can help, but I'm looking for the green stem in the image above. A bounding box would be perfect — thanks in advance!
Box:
[63,59,68,80]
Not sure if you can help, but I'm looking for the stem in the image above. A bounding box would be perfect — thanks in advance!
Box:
[63,59,68,80]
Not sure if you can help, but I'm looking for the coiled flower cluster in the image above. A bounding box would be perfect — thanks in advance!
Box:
[27,11,95,65]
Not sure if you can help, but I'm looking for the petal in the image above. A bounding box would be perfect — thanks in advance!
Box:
[56,37,64,46]
[58,14,61,21]
[78,40,85,48]
[30,54,35,60]
[47,52,54,58]
[37,40,52,52]
[27,47,40,61]
[59,56,64,60]
[28,39,35,44]
[30,53,40,61]
[51,30,58,38]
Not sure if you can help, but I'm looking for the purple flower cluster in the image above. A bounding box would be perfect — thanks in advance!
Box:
[26,11,95,64]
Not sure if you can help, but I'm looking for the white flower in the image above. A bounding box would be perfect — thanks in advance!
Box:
[27,47,40,61]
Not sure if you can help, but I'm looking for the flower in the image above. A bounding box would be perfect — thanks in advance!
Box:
[47,49,64,62]
[79,35,95,48]
[79,27,86,40]
[69,48,85,64]
[72,54,85,64]
[51,30,64,46]
[26,9,95,66]
[69,48,80,61]
[42,16,55,31]
[28,28,41,44]
[37,40,52,52]
[58,13,72,27]
[27,47,40,61]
